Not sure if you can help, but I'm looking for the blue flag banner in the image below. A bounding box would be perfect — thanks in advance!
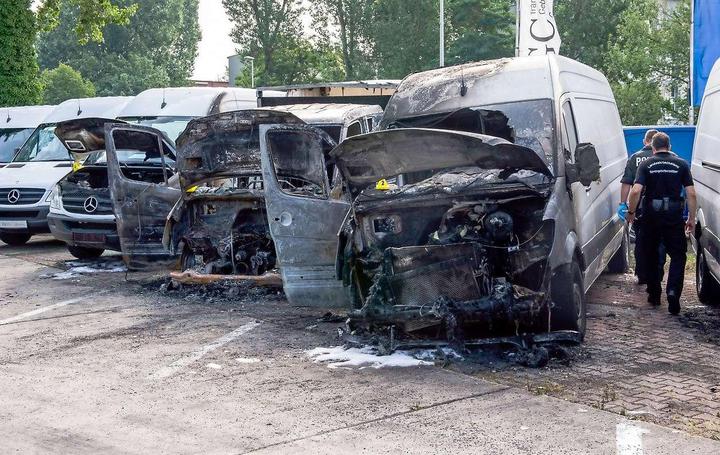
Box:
[693,0,720,106]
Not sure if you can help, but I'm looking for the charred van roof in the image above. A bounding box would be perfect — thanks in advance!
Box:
[380,55,611,128]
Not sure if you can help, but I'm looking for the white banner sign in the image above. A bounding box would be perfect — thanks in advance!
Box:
[516,0,562,57]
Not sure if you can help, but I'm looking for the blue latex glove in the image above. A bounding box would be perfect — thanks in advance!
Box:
[617,202,629,222]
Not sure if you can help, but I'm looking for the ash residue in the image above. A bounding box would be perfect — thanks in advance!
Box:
[145,276,285,304]
[680,305,720,345]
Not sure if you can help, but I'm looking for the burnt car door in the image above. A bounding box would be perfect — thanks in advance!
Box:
[105,124,181,269]
[259,124,348,307]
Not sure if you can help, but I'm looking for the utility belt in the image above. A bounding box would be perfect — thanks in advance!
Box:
[643,197,684,214]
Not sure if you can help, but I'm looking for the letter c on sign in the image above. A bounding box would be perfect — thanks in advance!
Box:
[530,18,556,42]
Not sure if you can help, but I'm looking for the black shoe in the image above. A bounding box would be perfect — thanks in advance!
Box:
[668,294,681,315]
[637,279,647,286]
[648,294,661,306]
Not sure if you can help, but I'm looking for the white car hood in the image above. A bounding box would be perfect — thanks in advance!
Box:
[0,162,74,190]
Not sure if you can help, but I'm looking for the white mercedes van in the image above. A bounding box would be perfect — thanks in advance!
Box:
[0,97,132,245]
[0,105,55,164]
[691,59,720,302]
[47,87,272,258]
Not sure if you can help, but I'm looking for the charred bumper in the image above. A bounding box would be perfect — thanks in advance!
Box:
[48,213,120,250]
[348,243,550,341]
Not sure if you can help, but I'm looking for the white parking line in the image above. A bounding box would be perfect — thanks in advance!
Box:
[150,321,260,380]
[616,421,648,455]
[0,295,93,326]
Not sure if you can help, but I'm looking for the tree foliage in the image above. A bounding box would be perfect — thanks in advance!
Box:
[223,0,301,80]
[605,0,691,124]
[369,0,439,78]
[555,0,630,73]
[0,0,42,106]
[36,0,137,44]
[312,0,374,79]
[37,0,200,95]
[40,63,96,104]
[445,0,515,65]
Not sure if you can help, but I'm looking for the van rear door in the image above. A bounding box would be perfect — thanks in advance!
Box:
[105,124,181,269]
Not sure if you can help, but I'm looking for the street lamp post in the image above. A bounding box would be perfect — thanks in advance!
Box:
[244,56,255,88]
[439,0,445,67]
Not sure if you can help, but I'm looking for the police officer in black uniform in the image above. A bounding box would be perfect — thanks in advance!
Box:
[627,133,697,314]
[619,129,662,284]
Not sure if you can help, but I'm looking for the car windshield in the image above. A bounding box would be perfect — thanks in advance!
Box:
[12,124,72,162]
[0,128,34,162]
[389,99,556,168]
[120,116,193,141]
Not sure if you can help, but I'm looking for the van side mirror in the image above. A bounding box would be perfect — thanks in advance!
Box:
[566,142,601,187]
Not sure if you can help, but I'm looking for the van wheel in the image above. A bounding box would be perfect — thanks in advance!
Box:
[607,228,630,274]
[0,233,31,246]
[180,244,197,271]
[697,249,720,304]
[68,245,104,260]
[551,262,587,338]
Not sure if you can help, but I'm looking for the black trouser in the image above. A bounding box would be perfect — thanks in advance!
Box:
[634,220,666,282]
[641,217,687,299]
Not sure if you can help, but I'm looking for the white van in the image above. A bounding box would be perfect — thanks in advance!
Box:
[0,105,55,164]
[47,87,274,258]
[0,97,132,245]
[257,55,628,343]
[691,59,720,302]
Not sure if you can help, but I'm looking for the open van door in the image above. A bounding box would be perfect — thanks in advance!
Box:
[105,124,181,269]
[259,124,349,307]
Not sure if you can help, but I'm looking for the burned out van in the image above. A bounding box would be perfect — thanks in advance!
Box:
[165,104,382,276]
[257,55,628,346]
[47,87,264,260]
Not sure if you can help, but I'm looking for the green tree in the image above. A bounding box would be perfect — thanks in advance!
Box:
[605,0,690,124]
[370,0,439,78]
[445,0,515,65]
[37,0,200,95]
[223,0,302,80]
[40,63,96,104]
[312,0,375,79]
[555,0,630,73]
[36,0,137,44]
[0,0,42,106]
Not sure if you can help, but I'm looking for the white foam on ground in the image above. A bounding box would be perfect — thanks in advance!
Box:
[306,346,434,369]
[43,259,127,280]
[236,357,261,364]
[206,363,222,370]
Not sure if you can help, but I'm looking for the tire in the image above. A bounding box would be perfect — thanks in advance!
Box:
[551,261,587,337]
[67,245,104,260]
[607,228,630,274]
[696,248,720,304]
[0,233,32,246]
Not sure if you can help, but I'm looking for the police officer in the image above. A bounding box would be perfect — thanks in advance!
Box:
[619,129,662,284]
[627,132,697,314]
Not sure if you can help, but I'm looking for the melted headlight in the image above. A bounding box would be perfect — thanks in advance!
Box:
[49,185,63,212]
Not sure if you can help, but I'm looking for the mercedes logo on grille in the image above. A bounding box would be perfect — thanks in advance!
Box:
[7,189,20,204]
[83,196,99,213]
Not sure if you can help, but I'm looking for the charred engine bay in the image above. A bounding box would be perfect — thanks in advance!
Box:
[61,165,167,214]
[178,187,276,276]
[343,171,555,346]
